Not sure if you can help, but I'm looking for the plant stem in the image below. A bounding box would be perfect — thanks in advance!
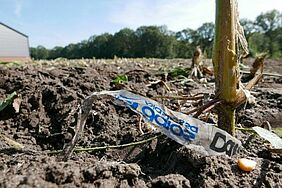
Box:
[217,106,236,134]
[240,70,282,77]
[49,134,162,154]
[151,95,203,100]
[213,0,238,135]
[75,135,161,152]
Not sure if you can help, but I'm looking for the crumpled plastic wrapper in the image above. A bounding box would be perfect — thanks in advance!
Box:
[82,90,241,156]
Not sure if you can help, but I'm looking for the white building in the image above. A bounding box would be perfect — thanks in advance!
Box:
[0,22,30,62]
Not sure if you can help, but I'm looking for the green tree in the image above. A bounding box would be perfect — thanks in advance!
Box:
[30,9,282,60]
[255,10,282,57]
[248,32,270,55]
[48,46,64,59]
[240,18,256,39]
[175,28,197,57]
[271,27,282,57]
[88,33,113,58]
[62,43,80,59]
[174,40,192,58]
[30,45,49,59]
[197,22,215,57]
[256,10,281,32]
[110,28,137,58]
[135,26,176,58]
[176,28,198,43]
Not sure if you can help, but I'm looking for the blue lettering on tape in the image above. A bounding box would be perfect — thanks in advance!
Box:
[116,95,139,110]
[115,94,199,141]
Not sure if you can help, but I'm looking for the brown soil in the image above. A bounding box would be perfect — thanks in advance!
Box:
[0,58,281,188]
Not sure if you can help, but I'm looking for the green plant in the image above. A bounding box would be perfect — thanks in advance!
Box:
[169,67,190,78]
[111,75,128,85]
[0,92,17,111]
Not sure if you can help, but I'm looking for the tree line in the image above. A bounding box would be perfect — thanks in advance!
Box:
[31,9,282,60]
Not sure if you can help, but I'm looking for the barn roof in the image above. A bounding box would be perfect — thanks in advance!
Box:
[0,22,28,38]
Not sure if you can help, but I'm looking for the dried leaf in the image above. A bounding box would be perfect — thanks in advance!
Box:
[252,126,282,149]
[0,134,24,149]
[250,54,266,76]
[235,0,249,57]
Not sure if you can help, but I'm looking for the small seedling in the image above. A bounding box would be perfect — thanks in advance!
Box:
[0,91,17,111]
[111,75,128,85]
[169,67,190,78]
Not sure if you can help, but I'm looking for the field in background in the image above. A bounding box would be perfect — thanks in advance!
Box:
[0,58,281,187]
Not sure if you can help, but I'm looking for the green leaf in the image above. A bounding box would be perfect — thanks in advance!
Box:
[111,75,128,85]
[169,67,190,78]
[273,129,282,138]
[0,91,17,111]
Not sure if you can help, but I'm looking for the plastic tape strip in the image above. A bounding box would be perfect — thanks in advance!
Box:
[84,90,241,156]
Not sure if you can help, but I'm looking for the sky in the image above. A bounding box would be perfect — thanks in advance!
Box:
[0,0,281,48]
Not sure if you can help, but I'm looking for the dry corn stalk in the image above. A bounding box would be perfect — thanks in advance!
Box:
[191,46,202,68]
[190,46,203,78]
[250,53,267,77]
[212,0,250,135]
